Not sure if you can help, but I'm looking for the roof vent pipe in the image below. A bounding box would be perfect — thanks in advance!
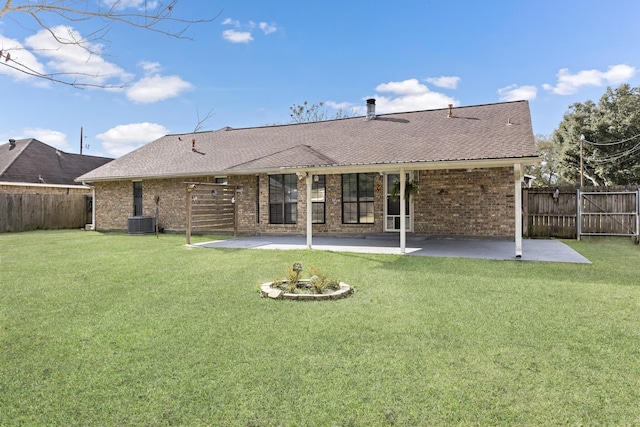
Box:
[366,98,376,120]
[447,104,454,118]
[9,138,16,147]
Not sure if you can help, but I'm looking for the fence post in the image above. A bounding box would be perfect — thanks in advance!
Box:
[576,188,581,241]
[636,189,640,243]
[522,188,529,238]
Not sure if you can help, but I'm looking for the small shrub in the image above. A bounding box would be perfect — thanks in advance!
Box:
[270,264,340,294]
[308,267,340,294]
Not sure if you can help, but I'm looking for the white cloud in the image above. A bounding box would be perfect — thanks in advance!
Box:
[222,29,254,43]
[543,64,636,95]
[425,76,460,89]
[222,18,241,27]
[372,78,458,113]
[221,18,278,43]
[127,75,192,103]
[498,84,538,102]
[325,101,354,110]
[96,122,169,157]
[126,62,192,103]
[325,101,361,116]
[139,61,162,74]
[19,128,71,151]
[23,25,132,86]
[376,79,429,96]
[259,22,278,35]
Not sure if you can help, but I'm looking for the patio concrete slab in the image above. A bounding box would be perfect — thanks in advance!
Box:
[193,235,591,264]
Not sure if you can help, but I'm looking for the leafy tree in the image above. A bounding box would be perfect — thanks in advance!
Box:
[0,0,220,87]
[554,84,640,185]
[289,101,355,123]
[526,134,571,187]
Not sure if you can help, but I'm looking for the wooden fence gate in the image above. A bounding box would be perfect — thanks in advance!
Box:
[523,186,640,240]
[185,183,239,244]
[578,190,639,239]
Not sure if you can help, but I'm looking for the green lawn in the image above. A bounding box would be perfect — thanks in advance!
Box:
[1,230,639,426]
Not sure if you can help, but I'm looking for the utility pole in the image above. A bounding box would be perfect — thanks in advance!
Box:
[579,134,585,188]
[80,127,83,155]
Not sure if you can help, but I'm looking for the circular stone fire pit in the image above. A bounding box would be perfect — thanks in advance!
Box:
[260,279,353,301]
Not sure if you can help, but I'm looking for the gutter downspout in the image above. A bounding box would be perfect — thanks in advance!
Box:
[514,163,523,258]
[92,185,96,230]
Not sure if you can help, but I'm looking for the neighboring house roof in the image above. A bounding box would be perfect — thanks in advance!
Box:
[77,100,538,182]
[0,138,113,185]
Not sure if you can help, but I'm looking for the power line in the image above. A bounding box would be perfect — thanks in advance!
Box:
[590,140,640,163]
[583,133,640,146]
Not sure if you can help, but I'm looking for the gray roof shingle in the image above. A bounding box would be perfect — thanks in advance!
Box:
[77,100,537,182]
[0,139,113,185]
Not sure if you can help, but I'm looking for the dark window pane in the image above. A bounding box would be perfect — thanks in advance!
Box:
[359,173,374,200]
[285,203,297,224]
[312,202,325,223]
[269,174,297,224]
[269,204,283,224]
[269,175,283,204]
[343,202,357,223]
[342,173,375,224]
[133,181,143,216]
[342,174,356,202]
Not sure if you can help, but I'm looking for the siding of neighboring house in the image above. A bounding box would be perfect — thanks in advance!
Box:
[93,167,515,238]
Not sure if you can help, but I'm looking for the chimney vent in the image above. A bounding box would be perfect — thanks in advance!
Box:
[366,98,376,120]
[9,138,16,147]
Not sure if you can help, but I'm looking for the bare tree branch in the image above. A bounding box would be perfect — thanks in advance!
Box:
[193,107,215,133]
[0,0,222,87]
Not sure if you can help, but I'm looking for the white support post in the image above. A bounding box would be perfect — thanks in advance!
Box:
[514,163,523,258]
[306,173,313,249]
[400,168,406,254]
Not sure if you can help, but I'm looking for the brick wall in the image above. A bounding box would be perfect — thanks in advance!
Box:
[413,167,515,237]
[93,167,515,237]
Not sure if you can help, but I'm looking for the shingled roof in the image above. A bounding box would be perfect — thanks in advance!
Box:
[77,100,538,182]
[0,139,113,185]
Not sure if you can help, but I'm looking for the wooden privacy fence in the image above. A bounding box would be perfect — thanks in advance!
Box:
[185,183,239,244]
[579,190,639,238]
[0,193,89,233]
[523,186,640,239]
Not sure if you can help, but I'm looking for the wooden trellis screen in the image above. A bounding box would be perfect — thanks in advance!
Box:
[185,183,238,244]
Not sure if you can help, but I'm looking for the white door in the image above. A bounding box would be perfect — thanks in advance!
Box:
[384,173,412,232]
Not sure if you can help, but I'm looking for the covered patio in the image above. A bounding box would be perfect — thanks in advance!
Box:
[193,235,591,264]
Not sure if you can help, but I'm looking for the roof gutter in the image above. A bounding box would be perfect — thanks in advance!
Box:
[76,156,539,183]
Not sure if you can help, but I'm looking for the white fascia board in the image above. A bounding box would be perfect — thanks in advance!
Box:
[78,156,540,181]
